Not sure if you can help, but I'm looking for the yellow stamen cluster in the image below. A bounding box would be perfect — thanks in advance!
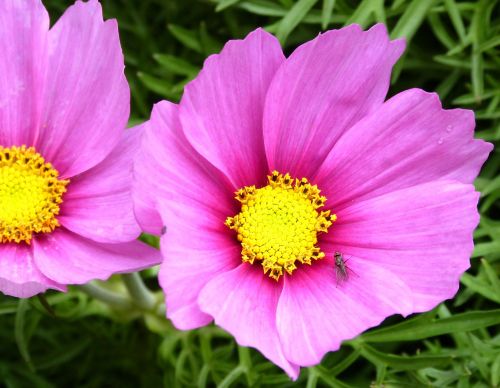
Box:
[225,171,336,280]
[0,146,69,244]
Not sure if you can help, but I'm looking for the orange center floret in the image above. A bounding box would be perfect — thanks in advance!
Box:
[0,146,69,244]
[225,171,336,281]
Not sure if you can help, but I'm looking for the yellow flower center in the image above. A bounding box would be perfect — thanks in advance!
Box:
[0,146,69,244]
[225,171,336,281]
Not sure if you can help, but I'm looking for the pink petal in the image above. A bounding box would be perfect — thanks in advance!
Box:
[32,229,161,285]
[37,0,129,178]
[157,200,240,330]
[0,243,65,298]
[132,123,163,235]
[59,127,141,243]
[328,181,479,312]
[180,28,285,189]
[264,24,404,178]
[136,101,241,328]
[133,101,235,235]
[0,0,48,146]
[199,264,300,379]
[316,89,493,209]
[276,258,412,366]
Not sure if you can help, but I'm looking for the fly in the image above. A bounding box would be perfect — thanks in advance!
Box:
[334,251,350,285]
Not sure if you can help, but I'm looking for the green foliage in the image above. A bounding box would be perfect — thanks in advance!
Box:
[1,0,499,387]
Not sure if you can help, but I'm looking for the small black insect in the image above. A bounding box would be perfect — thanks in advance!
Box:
[334,251,350,285]
[161,225,167,235]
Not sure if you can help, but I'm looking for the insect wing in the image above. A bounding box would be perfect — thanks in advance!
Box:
[335,262,349,284]
[333,251,353,286]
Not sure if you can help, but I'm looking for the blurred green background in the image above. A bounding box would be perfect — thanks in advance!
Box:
[1,0,499,387]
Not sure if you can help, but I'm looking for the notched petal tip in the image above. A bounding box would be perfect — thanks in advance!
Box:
[397,88,493,161]
[71,0,103,18]
[185,26,284,98]
[368,23,406,63]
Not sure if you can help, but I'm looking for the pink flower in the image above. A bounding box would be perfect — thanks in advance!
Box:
[0,0,160,298]
[133,25,492,378]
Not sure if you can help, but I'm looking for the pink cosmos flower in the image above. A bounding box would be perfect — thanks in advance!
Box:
[133,25,492,378]
[0,0,160,298]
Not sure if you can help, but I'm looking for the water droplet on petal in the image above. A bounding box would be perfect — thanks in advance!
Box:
[446,125,453,132]
[437,138,444,145]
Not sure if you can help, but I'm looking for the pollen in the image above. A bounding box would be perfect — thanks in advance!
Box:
[0,146,69,244]
[225,171,336,281]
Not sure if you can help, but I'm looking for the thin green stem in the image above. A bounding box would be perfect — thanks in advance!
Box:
[218,366,245,388]
[122,272,156,310]
[238,346,255,385]
[80,283,133,310]
[306,368,319,388]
